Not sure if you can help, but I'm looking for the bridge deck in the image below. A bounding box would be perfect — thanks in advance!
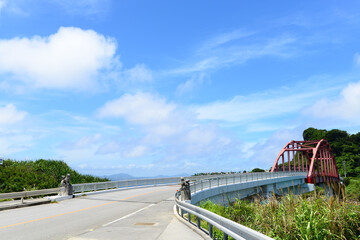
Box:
[0,185,204,240]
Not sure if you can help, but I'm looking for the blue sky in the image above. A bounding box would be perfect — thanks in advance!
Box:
[0,0,360,177]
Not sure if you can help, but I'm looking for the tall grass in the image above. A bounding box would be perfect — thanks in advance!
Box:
[199,191,360,240]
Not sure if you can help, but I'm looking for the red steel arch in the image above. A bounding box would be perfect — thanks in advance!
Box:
[270,139,340,184]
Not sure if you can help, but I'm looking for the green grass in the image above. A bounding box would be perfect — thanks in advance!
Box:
[199,191,360,240]
[345,178,360,201]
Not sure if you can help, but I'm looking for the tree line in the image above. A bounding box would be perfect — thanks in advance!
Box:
[303,127,360,178]
[0,159,109,193]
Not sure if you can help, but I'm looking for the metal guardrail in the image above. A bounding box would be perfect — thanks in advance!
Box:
[175,172,308,240]
[190,172,307,194]
[0,187,62,201]
[175,196,273,240]
[0,177,183,201]
[72,177,181,193]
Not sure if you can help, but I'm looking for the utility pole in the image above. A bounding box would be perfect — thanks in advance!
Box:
[343,161,346,178]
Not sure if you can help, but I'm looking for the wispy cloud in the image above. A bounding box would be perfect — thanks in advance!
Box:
[168,33,297,75]
[53,0,111,17]
[198,30,254,52]
[175,73,207,96]
[194,81,338,124]
[122,64,153,83]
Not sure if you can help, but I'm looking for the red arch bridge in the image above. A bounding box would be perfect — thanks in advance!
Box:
[270,139,340,184]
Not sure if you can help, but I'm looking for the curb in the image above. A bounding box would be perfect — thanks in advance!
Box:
[0,199,51,211]
[173,205,211,240]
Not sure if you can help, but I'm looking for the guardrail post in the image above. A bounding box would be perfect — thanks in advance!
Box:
[209,179,211,189]
[201,180,203,191]
[209,224,213,238]
[188,212,191,222]
[21,188,25,204]
[223,232,228,240]
[197,217,201,229]
[105,182,108,190]
[217,177,219,187]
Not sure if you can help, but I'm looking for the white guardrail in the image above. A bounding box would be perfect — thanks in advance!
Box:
[0,175,222,201]
[72,177,181,193]
[175,172,308,240]
[0,188,62,201]
[0,177,182,201]
[190,171,307,194]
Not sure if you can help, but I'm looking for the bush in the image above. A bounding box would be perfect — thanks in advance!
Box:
[0,159,109,193]
[200,193,360,240]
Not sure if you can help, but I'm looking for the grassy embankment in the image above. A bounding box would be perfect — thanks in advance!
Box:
[192,189,360,240]
[0,159,108,193]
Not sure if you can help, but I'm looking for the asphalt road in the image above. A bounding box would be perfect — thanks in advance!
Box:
[0,185,200,240]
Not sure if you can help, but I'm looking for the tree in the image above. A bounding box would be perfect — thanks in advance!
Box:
[251,168,265,173]
[303,127,326,141]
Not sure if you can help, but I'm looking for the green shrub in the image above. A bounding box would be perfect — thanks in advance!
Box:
[0,159,109,193]
[200,193,360,240]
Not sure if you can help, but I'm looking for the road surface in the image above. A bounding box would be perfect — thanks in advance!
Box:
[0,185,204,240]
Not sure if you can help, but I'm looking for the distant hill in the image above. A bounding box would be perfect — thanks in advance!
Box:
[0,159,109,193]
[105,173,136,181]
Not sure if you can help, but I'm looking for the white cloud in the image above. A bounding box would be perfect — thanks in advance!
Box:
[176,73,206,96]
[123,64,153,83]
[0,104,27,125]
[60,134,102,150]
[0,27,117,91]
[0,0,6,13]
[124,145,146,158]
[96,92,241,169]
[309,81,360,123]
[97,92,176,127]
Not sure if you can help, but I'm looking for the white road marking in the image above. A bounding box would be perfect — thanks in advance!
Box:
[102,204,156,227]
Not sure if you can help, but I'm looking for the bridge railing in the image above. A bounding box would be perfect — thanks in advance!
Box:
[190,171,307,194]
[72,177,181,193]
[0,187,62,203]
[174,191,273,240]
[175,172,308,240]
